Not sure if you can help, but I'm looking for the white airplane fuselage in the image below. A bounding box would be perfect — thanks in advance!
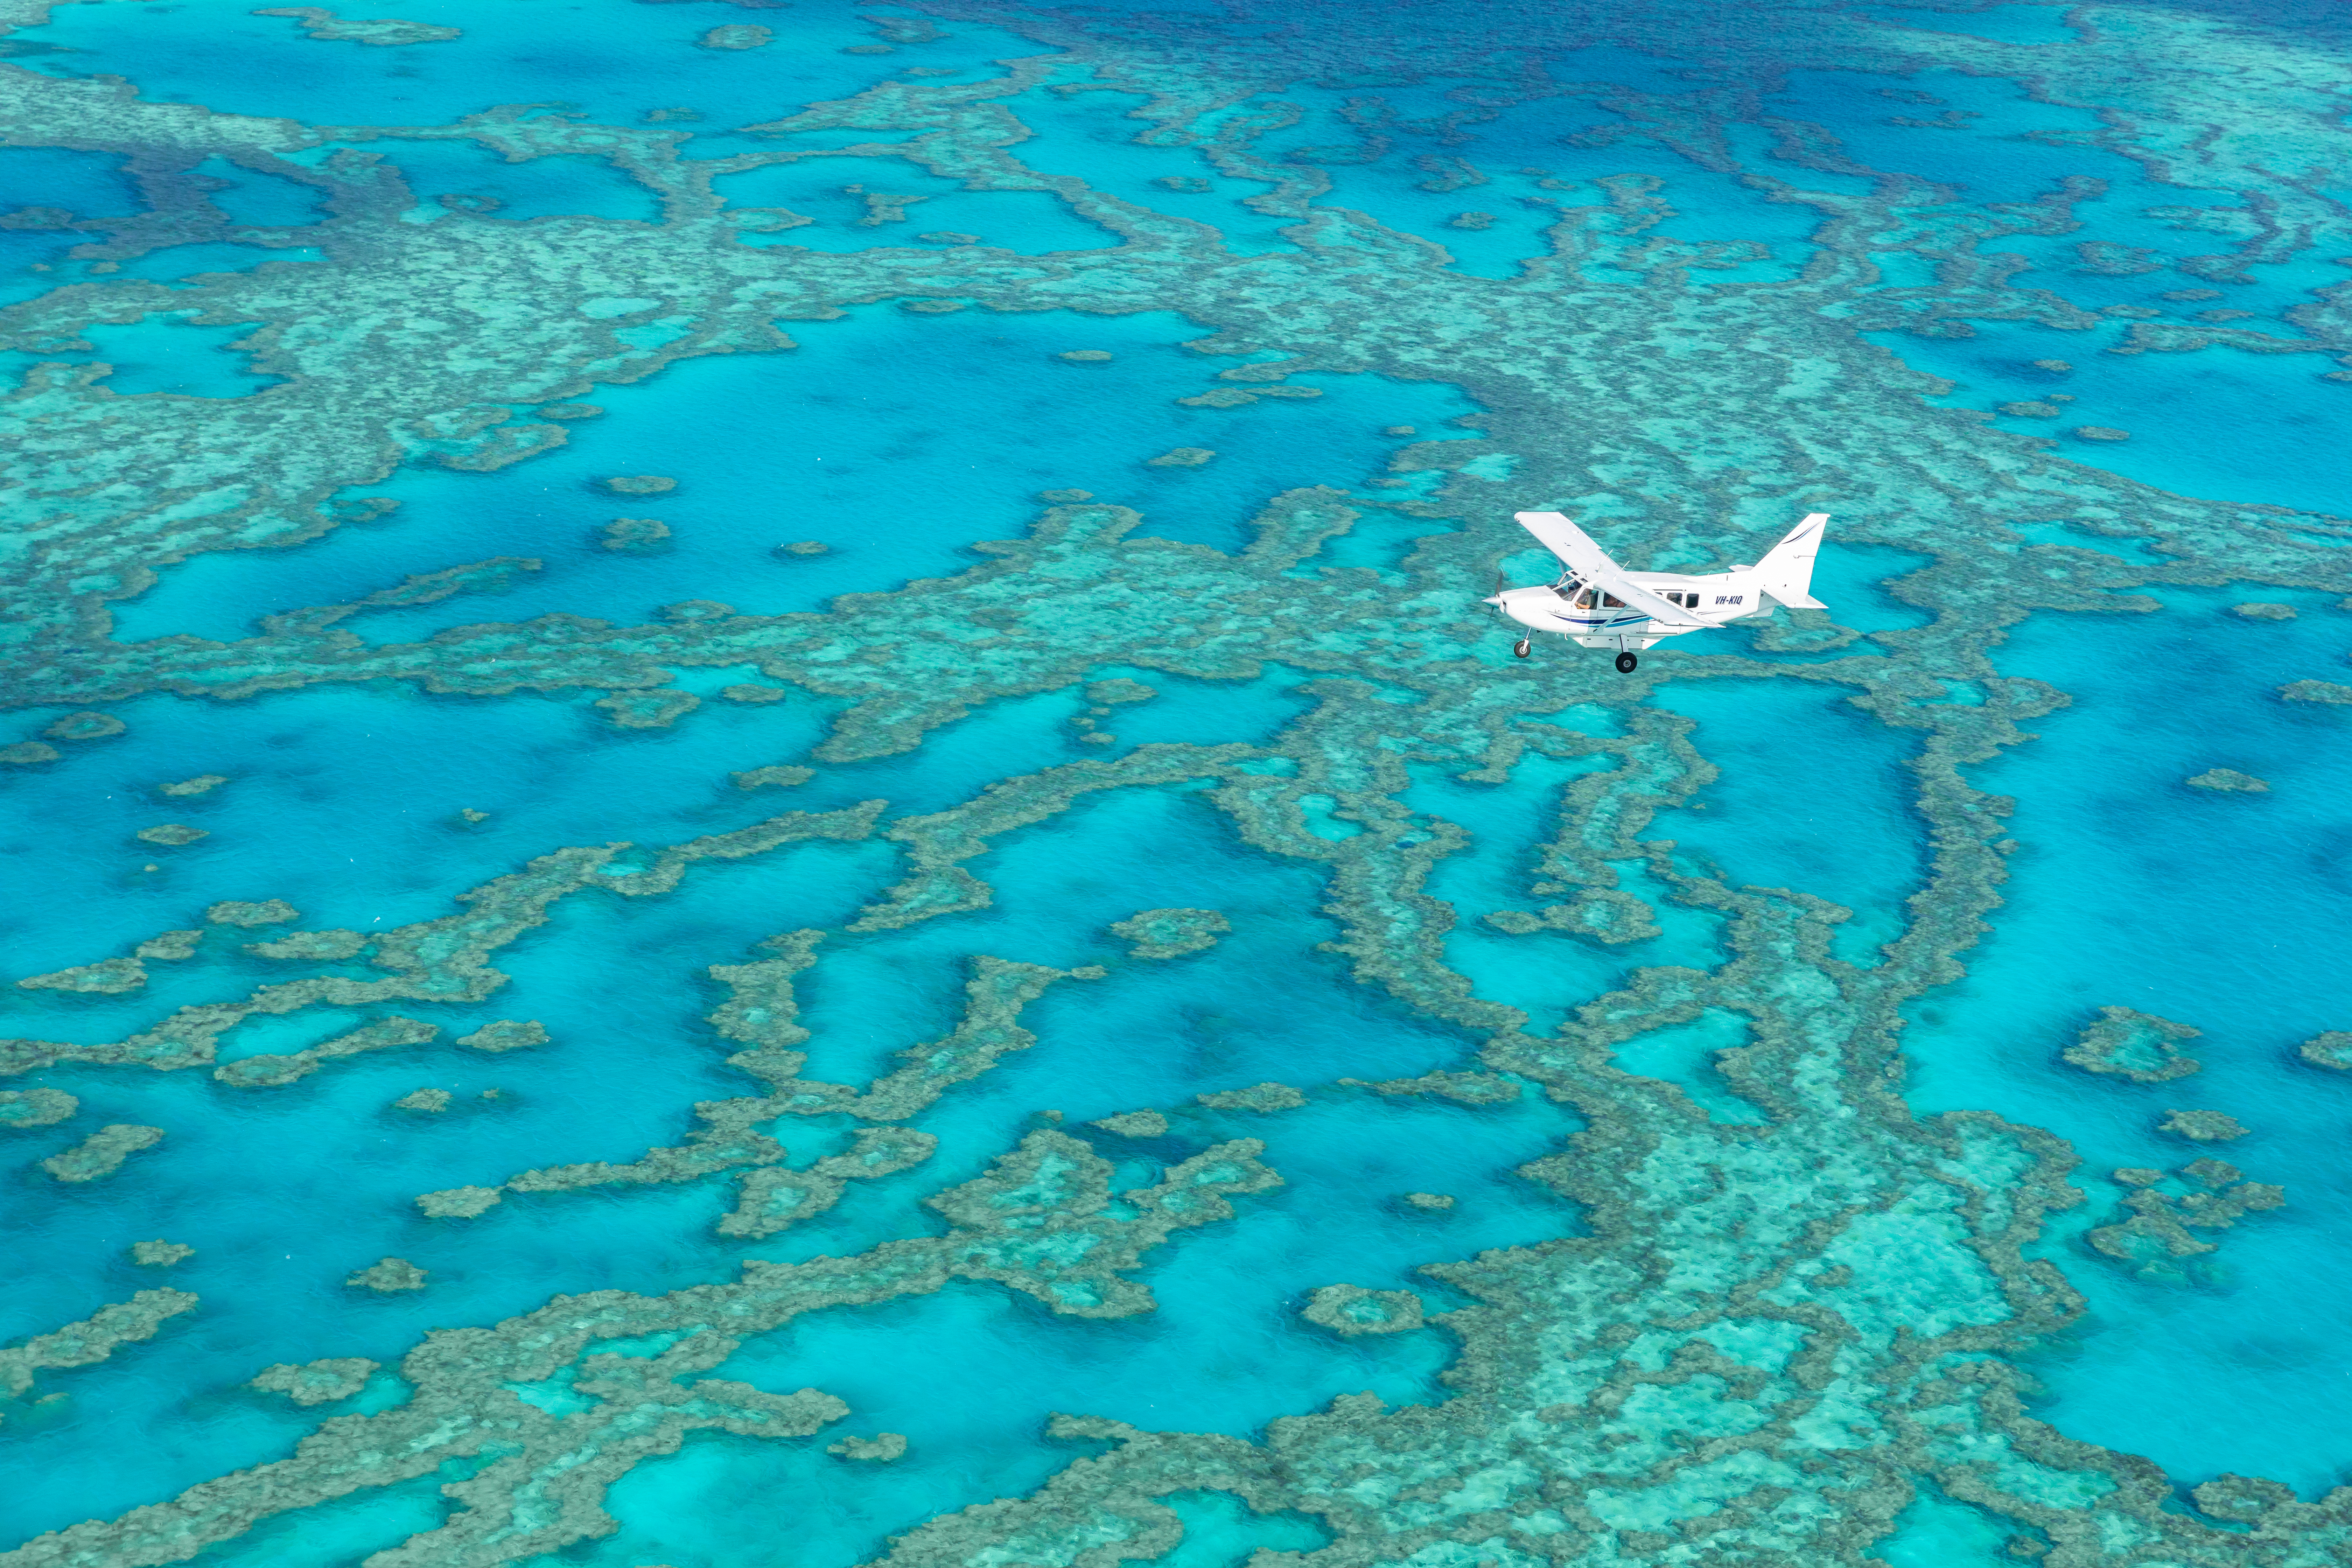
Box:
[1494,568,1766,651]
[1488,511,1828,667]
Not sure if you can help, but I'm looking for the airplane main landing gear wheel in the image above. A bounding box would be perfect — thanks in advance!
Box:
[1615,652,1639,674]
[1513,638,1532,659]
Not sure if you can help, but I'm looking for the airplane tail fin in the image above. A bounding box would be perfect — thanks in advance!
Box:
[1755,513,1828,610]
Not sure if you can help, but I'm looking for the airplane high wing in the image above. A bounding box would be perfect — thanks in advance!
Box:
[1513,512,1702,629]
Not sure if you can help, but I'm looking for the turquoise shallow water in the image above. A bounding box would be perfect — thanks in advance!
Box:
[0,314,281,399]
[717,159,1120,254]
[1651,678,1927,966]
[0,148,142,216]
[1904,588,2352,1493]
[105,307,1485,646]
[7,1,2352,1564]
[317,142,665,226]
[1865,323,2351,518]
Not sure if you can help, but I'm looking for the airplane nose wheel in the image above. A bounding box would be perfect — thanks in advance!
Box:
[1614,652,1639,674]
[1513,638,1532,659]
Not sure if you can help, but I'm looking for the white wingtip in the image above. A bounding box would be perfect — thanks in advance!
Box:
[1512,512,1613,578]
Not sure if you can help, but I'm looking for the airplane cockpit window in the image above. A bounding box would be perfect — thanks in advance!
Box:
[1601,593,1624,608]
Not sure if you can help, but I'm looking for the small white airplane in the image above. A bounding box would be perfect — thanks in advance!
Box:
[1484,511,1830,672]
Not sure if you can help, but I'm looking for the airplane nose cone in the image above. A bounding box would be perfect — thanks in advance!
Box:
[1482,594,1505,607]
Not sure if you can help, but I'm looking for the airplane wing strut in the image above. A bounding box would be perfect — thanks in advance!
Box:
[1513,512,1702,629]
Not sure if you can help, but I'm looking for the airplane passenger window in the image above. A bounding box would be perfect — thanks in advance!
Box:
[1602,594,1624,608]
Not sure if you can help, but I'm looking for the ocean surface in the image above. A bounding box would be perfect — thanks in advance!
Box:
[3,1,2350,1565]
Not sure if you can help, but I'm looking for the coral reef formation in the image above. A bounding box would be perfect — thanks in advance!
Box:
[455,1019,545,1053]
[39,1125,164,1183]
[1110,907,1229,960]
[2064,1007,2203,1083]
[599,516,672,553]
[0,1089,77,1129]
[0,1292,200,1405]
[249,1358,377,1406]
[2302,1033,2352,1071]
[699,24,773,52]
[2187,768,2268,793]
[1195,1083,1308,1113]
[16,959,141,993]
[250,7,458,46]
[2159,1110,2248,1142]
[2088,1161,2286,1278]
[1301,1284,1427,1337]
[346,1258,428,1293]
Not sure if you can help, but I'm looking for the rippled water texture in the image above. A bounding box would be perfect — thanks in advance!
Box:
[4,1,2351,1564]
